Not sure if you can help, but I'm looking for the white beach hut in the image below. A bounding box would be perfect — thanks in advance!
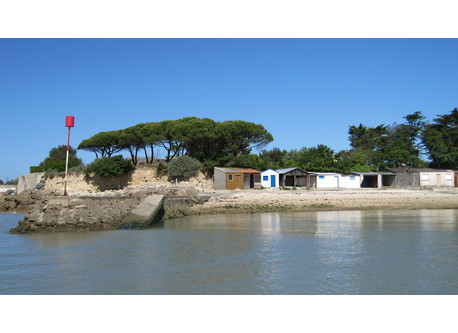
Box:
[261,169,280,188]
[310,172,361,189]
[312,172,343,188]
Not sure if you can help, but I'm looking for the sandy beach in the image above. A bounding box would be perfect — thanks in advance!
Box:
[187,188,458,215]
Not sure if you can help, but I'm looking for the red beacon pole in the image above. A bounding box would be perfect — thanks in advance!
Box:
[64,116,75,196]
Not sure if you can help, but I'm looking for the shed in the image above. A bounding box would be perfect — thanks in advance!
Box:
[276,167,309,187]
[213,167,261,190]
[310,172,342,188]
[261,169,280,188]
[388,168,455,188]
[310,172,362,189]
[351,172,395,188]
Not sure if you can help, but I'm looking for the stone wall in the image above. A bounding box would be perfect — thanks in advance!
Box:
[10,196,143,233]
[17,173,45,194]
[1,190,43,212]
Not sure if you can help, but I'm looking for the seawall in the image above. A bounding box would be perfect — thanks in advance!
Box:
[9,196,143,233]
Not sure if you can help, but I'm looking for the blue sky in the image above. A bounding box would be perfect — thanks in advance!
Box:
[1,38,457,181]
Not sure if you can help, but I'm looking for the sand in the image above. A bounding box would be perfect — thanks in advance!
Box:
[188,188,458,215]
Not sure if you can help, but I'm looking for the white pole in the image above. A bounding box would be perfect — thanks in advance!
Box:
[64,126,71,196]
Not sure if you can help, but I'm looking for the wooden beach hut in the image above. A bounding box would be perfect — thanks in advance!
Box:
[213,167,261,190]
[388,168,455,188]
[276,167,309,187]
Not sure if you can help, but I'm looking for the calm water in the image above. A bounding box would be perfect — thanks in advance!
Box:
[1,209,458,295]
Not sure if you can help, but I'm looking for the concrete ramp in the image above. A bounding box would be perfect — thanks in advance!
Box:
[120,195,165,229]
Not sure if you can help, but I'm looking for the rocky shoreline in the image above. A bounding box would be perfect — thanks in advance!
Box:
[2,187,458,233]
[1,186,212,233]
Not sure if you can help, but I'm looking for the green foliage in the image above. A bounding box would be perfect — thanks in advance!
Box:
[78,117,274,167]
[33,145,83,173]
[283,145,337,172]
[334,150,372,174]
[347,112,427,170]
[5,178,18,185]
[156,162,168,177]
[422,108,458,169]
[167,156,200,181]
[258,148,288,170]
[84,156,134,177]
[77,131,122,158]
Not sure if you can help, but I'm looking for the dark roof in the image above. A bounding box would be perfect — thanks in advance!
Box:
[214,167,260,174]
[388,168,454,173]
[351,172,395,176]
[276,167,308,174]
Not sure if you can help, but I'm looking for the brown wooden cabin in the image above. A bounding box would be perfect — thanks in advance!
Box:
[213,167,261,190]
[276,167,310,187]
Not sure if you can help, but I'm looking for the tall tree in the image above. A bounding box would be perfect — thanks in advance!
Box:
[77,131,122,158]
[140,122,161,164]
[258,147,288,170]
[422,108,458,169]
[283,145,336,172]
[34,145,83,172]
[347,123,388,169]
[118,125,147,165]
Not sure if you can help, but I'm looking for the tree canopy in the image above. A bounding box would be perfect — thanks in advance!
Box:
[422,108,458,169]
[32,145,83,173]
[74,109,457,176]
[77,117,274,169]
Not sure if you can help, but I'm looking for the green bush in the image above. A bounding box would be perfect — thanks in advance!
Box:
[85,156,134,177]
[167,156,200,181]
[5,178,18,185]
[32,145,83,173]
[156,162,168,177]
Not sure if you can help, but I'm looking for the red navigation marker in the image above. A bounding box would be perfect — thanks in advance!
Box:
[64,116,75,196]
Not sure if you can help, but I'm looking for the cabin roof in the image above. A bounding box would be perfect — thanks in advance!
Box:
[388,168,454,173]
[276,167,308,174]
[261,169,279,173]
[215,167,260,174]
[351,172,395,176]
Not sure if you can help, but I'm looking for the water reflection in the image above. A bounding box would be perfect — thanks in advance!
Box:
[1,209,458,294]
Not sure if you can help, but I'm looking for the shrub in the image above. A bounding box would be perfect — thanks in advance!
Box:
[85,156,134,177]
[167,156,200,181]
[156,162,168,178]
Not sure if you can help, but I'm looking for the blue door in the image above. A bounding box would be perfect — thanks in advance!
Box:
[271,175,276,187]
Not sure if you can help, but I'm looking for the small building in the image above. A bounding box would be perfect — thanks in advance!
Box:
[213,167,261,190]
[276,167,310,187]
[310,172,342,188]
[388,168,455,188]
[260,169,280,188]
[307,172,362,189]
[351,172,395,188]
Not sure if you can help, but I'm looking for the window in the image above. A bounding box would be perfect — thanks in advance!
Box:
[263,176,268,181]
[445,174,453,181]
[319,176,325,179]
[228,175,233,181]
[421,174,429,181]
[350,176,356,181]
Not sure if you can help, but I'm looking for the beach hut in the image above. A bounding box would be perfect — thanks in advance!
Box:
[309,172,364,189]
[213,167,261,190]
[388,168,455,188]
[261,169,280,188]
[276,167,309,187]
[351,172,397,188]
[310,172,342,188]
